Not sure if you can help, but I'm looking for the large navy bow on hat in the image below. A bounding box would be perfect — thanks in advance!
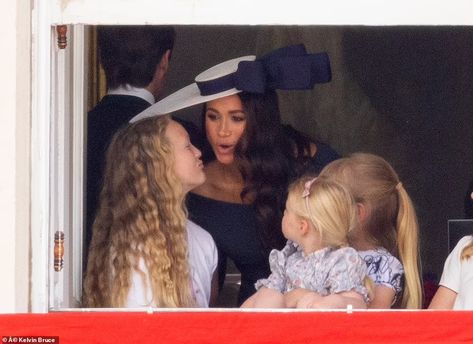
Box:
[196,44,331,95]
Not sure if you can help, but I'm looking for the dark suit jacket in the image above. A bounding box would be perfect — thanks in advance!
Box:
[85,95,202,263]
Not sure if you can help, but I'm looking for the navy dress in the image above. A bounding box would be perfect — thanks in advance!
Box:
[187,193,269,305]
[187,142,340,306]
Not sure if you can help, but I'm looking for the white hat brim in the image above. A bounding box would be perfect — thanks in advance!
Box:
[130,84,241,123]
[130,55,257,123]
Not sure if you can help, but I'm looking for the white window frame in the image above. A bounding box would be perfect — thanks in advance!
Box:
[32,0,473,312]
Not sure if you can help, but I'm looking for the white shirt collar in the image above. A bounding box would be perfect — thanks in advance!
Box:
[107,84,155,105]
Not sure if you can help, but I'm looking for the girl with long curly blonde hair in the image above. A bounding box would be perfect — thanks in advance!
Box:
[319,153,422,309]
[83,115,217,308]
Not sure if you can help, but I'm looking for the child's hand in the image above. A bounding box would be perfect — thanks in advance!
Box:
[284,288,313,307]
[295,292,324,308]
[297,290,367,309]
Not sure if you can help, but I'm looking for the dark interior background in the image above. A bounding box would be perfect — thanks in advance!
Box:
[163,25,473,281]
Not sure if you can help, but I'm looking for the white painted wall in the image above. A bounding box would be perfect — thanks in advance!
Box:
[0,0,472,314]
[51,0,473,25]
[0,0,31,313]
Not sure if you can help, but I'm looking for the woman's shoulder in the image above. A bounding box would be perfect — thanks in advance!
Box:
[282,124,340,173]
[307,140,340,174]
[312,140,341,162]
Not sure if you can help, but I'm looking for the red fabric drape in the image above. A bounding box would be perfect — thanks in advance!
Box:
[1,311,472,344]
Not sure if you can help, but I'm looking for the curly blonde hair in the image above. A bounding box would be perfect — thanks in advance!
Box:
[319,153,422,309]
[83,115,195,308]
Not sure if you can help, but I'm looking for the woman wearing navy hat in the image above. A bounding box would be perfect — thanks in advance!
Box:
[131,45,340,306]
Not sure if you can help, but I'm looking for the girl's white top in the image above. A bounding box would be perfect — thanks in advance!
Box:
[439,235,473,309]
[126,220,217,307]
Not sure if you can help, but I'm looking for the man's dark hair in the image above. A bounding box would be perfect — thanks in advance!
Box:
[97,25,175,89]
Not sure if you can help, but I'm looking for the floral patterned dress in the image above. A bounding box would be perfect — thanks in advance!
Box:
[255,241,370,302]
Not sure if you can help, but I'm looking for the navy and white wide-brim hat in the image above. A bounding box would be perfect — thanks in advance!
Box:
[130,44,331,123]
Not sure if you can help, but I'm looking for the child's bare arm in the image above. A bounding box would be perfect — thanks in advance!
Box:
[241,287,285,308]
[296,290,367,309]
[284,288,314,308]
[240,292,257,308]
[368,285,396,309]
[428,286,457,309]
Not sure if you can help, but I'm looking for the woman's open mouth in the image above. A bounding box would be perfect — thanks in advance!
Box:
[216,144,234,155]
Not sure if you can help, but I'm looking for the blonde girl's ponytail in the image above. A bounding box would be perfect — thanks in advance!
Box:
[396,184,423,309]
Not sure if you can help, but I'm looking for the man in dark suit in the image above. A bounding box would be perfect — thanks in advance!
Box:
[86,26,200,260]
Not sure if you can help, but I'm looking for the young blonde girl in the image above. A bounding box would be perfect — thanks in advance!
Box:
[83,116,217,308]
[241,176,371,309]
[429,235,473,309]
[319,153,422,309]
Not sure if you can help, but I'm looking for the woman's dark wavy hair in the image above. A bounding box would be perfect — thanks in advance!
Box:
[201,90,313,250]
[97,25,175,89]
